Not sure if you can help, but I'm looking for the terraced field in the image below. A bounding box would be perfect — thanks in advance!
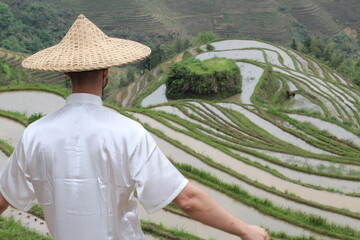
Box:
[282,0,342,36]
[51,0,358,45]
[0,48,65,87]
[127,39,360,239]
[1,39,359,239]
[316,0,360,30]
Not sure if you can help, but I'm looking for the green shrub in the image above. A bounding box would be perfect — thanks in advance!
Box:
[166,58,241,99]
[28,113,44,125]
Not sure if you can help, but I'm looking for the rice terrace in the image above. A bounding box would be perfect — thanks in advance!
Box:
[0,0,360,240]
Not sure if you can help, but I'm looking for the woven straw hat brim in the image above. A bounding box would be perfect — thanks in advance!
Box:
[22,37,151,72]
[22,14,151,72]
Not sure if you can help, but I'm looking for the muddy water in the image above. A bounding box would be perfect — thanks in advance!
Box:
[334,73,352,87]
[139,204,235,240]
[310,60,325,78]
[152,106,191,121]
[132,113,360,213]
[217,103,330,155]
[140,180,327,239]
[231,149,360,193]
[0,117,25,146]
[152,105,212,131]
[325,81,356,105]
[151,135,360,230]
[141,84,168,107]
[196,49,265,62]
[264,50,282,66]
[250,148,360,177]
[0,91,65,116]
[287,81,298,91]
[237,62,264,104]
[288,114,360,147]
[210,40,295,69]
[287,94,324,114]
[288,50,312,74]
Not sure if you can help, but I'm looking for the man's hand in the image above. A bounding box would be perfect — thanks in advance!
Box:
[240,224,270,240]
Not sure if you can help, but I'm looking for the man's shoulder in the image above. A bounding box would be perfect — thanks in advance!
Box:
[105,109,145,133]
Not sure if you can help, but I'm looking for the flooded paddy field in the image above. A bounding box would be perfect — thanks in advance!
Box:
[2,38,360,240]
[0,91,65,116]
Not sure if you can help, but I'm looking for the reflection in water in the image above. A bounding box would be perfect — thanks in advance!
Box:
[142,84,168,107]
[0,117,25,146]
[237,62,264,104]
[286,94,324,114]
[196,50,265,63]
[210,40,295,69]
[288,114,360,147]
[0,91,65,116]
[264,50,282,66]
[140,180,326,239]
[231,149,360,193]
[217,103,331,155]
[249,148,360,178]
[131,112,360,212]
[152,135,360,231]
[139,204,235,240]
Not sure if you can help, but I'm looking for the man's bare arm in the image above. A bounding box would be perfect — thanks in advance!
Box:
[172,183,269,240]
[0,192,10,214]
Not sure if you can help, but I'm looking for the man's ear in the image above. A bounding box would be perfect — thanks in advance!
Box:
[103,69,109,79]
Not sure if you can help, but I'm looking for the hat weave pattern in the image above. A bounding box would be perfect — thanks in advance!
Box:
[22,14,151,72]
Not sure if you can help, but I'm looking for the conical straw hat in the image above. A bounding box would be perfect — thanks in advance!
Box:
[22,14,151,72]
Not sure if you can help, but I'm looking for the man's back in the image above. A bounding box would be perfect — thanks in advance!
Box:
[3,93,187,240]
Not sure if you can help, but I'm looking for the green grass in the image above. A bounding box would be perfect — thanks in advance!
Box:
[0,216,51,240]
[176,163,360,240]
[0,110,28,126]
[0,84,69,98]
[186,58,237,74]
[127,107,360,219]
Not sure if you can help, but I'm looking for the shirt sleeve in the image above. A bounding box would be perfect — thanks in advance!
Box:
[0,140,36,211]
[132,131,188,214]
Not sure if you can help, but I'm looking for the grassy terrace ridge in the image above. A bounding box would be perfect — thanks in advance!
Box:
[0,84,69,98]
[168,100,360,169]
[125,108,360,220]
[0,110,28,127]
[176,163,360,240]
[133,107,360,198]
[28,204,325,240]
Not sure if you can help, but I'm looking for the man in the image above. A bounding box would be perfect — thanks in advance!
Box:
[0,14,269,240]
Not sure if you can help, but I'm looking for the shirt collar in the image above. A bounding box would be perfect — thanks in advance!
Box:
[66,93,103,106]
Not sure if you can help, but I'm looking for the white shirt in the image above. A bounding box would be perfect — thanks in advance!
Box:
[0,93,188,240]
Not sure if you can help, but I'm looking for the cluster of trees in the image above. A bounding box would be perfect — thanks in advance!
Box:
[166,58,241,99]
[135,38,191,72]
[0,0,72,54]
[291,33,360,86]
[0,60,27,85]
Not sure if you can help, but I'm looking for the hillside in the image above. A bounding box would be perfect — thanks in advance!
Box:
[1,38,359,239]
[50,0,360,44]
[118,38,360,239]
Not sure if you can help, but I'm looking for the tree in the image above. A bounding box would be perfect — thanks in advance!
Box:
[194,31,218,45]
[0,3,14,31]
[290,39,298,50]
